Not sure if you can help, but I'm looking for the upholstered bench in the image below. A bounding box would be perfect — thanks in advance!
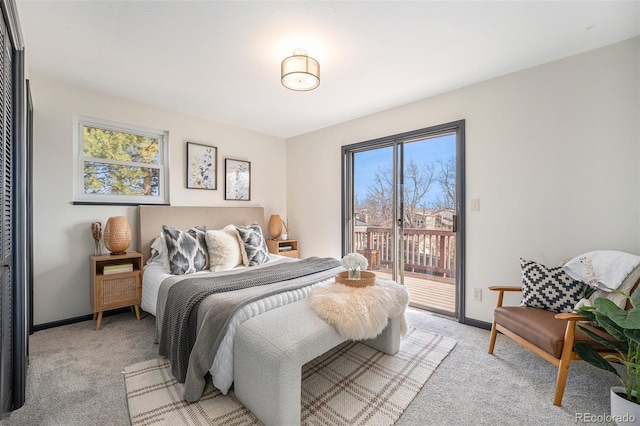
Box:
[233,298,402,426]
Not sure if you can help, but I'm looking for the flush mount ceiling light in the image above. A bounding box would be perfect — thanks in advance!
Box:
[281,49,320,91]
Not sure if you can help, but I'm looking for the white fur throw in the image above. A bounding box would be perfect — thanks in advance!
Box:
[309,278,409,340]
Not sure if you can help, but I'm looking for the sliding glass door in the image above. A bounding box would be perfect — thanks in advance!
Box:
[342,121,465,318]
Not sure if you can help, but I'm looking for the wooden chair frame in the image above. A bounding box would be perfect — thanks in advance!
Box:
[487,286,617,406]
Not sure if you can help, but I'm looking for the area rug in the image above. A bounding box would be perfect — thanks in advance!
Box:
[124,328,456,426]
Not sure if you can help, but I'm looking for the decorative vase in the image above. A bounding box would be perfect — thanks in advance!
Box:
[268,214,282,240]
[611,386,640,425]
[348,268,361,280]
[103,216,131,255]
[280,232,288,241]
[91,221,102,256]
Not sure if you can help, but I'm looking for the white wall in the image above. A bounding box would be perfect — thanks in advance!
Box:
[31,75,287,325]
[287,37,640,324]
[30,37,640,326]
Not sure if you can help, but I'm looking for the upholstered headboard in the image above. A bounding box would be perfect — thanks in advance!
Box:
[137,205,265,263]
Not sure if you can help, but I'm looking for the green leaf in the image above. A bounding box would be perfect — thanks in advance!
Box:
[594,297,640,329]
[610,309,640,330]
[631,286,640,309]
[576,309,596,322]
[623,309,640,329]
[574,342,620,376]
[625,329,640,347]
[593,313,627,343]
[594,297,624,315]
[578,325,622,351]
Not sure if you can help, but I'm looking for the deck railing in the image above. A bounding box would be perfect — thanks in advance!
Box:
[354,226,456,278]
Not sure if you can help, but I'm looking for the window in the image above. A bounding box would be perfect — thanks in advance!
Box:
[74,116,169,204]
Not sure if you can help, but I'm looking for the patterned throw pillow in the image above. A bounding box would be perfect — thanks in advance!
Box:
[235,223,269,266]
[162,224,209,275]
[520,258,585,313]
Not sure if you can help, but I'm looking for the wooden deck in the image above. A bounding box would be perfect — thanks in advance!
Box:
[373,268,456,315]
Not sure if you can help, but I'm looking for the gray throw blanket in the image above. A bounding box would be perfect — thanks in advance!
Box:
[159,256,341,386]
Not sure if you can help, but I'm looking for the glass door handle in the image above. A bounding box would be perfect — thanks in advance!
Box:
[453,214,458,233]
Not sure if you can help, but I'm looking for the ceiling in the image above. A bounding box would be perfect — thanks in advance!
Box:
[16,1,640,139]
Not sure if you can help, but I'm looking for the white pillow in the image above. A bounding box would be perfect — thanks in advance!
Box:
[563,250,640,291]
[148,234,169,272]
[206,225,244,272]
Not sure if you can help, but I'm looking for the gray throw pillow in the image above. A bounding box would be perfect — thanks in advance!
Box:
[162,224,209,275]
[235,223,269,266]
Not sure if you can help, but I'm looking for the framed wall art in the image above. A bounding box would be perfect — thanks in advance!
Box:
[224,158,251,201]
[186,142,217,190]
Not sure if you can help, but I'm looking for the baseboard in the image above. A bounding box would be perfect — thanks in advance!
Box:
[33,307,132,332]
[461,317,491,330]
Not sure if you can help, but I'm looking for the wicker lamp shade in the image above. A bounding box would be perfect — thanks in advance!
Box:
[268,214,282,240]
[103,216,131,255]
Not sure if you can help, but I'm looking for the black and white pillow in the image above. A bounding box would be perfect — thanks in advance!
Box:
[235,223,269,266]
[520,258,585,313]
[162,224,209,275]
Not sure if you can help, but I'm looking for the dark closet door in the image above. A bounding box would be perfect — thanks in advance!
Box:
[0,11,12,414]
[0,0,28,414]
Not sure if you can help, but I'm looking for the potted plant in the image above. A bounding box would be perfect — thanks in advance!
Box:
[574,286,640,424]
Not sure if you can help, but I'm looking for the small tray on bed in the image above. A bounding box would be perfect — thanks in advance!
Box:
[335,271,376,288]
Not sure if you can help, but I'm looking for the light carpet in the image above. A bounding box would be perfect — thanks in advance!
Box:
[124,327,456,426]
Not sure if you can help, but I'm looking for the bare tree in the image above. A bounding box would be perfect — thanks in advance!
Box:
[362,165,394,226]
[402,160,434,227]
[362,160,434,227]
[430,156,456,210]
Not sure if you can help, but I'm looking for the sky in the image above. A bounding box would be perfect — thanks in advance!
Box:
[353,133,456,205]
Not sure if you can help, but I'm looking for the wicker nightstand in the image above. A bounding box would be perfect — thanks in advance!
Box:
[90,251,143,331]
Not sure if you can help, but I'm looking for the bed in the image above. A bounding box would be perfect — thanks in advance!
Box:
[137,205,344,401]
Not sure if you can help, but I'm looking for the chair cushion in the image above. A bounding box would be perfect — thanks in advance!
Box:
[494,306,618,359]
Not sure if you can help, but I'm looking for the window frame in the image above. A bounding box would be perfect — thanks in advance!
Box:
[341,120,466,321]
[73,115,170,205]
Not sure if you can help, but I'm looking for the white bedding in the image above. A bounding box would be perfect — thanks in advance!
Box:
[141,255,334,394]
